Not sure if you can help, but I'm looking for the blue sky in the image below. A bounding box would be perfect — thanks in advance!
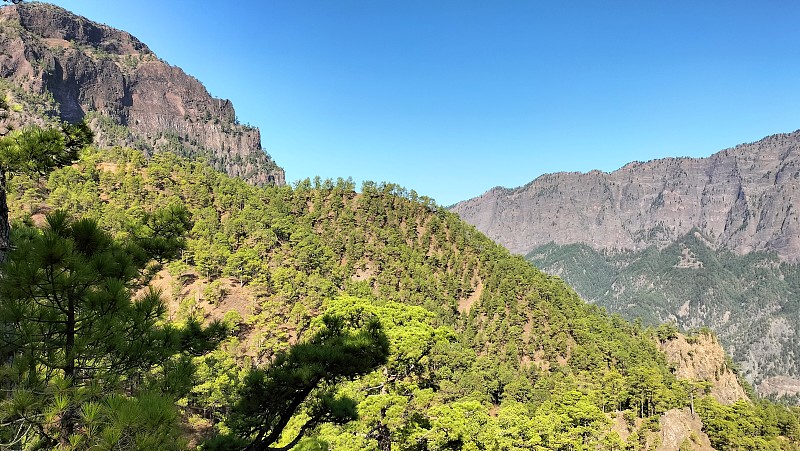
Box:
[48,1,800,206]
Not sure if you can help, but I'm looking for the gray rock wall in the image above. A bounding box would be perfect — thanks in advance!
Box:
[452,131,800,261]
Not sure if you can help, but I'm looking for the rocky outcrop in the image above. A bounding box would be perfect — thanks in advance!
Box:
[0,3,284,185]
[656,409,715,451]
[660,333,748,405]
[452,131,800,261]
[650,334,748,450]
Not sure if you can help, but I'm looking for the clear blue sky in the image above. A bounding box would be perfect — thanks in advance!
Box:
[48,1,800,206]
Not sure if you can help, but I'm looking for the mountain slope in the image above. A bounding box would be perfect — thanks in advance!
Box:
[451,130,800,261]
[528,235,800,397]
[0,2,284,185]
[8,145,797,448]
[452,131,800,399]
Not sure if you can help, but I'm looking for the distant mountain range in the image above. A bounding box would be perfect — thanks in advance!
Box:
[452,131,800,398]
[0,2,284,185]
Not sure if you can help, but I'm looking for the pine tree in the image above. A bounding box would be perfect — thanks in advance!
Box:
[0,209,219,449]
[0,122,92,262]
[207,314,389,451]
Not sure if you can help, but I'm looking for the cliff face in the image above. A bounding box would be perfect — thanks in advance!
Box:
[652,332,745,451]
[0,3,284,185]
[452,131,800,261]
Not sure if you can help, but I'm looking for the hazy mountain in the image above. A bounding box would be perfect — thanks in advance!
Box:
[527,234,800,398]
[0,2,284,185]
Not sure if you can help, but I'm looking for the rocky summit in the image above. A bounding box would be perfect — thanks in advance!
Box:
[0,2,284,185]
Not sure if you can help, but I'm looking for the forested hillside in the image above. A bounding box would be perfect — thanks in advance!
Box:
[528,234,800,401]
[2,135,799,449]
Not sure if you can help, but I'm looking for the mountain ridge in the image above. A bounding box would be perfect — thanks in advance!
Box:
[452,129,800,262]
[451,130,800,397]
[0,2,285,185]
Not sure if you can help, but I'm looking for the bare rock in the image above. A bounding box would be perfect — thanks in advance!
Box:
[661,333,748,405]
[757,376,800,398]
[656,408,715,451]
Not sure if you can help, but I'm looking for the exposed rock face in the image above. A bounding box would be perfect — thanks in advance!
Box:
[656,409,715,451]
[0,3,284,185]
[651,334,747,450]
[652,333,750,451]
[758,376,800,398]
[452,131,800,261]
[661,333,748,405]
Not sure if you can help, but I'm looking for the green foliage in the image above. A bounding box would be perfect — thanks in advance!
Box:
[697,396,800,450]
[137,203,193,265]
[0,209,221,449]
[7,145,800,448]
[426,400,496,450]
[0,126,71,175]
[528,237,800,387]
[654,322,679,343]
[0,211,166,381]
[0,121,93,262]
[204,280,229,305]
[207,312,389,450]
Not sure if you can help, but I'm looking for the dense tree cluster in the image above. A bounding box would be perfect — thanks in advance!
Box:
[0,121,92,261]
[0,210,201,449]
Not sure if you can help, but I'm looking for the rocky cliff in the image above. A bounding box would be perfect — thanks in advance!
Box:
[661,332,749,405]
[452,131,800,261]
[650,332,747,451]
[0,2,284,185]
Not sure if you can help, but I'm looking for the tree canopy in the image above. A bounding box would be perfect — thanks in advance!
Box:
[0,208,222,449]
[1,130,798,449]
[205,312,389,451]
[0,122,92,262]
